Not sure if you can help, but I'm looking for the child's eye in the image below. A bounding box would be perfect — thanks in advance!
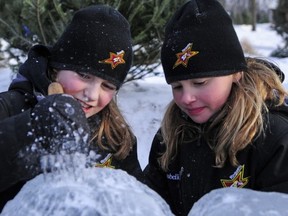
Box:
[193,80,206,85]
[171,85,182,90]
[102,83,117,91]
[78,72,91,80]
[171,82,183,90]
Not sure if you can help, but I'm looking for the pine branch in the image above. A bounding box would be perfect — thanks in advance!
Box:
[0,18,33,46]
[36,0,47,45]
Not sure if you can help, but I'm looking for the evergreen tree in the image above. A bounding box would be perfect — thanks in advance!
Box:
[0,0,186,81]
[272,0,288,57]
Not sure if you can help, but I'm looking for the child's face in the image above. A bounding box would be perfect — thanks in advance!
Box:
[171,74,237,124]
[56,70,117,118]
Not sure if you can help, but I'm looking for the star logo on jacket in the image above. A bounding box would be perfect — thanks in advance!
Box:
[99,50,126,69]
[95,153,115,169]
[173,43,199,69]
[220,165,249,188]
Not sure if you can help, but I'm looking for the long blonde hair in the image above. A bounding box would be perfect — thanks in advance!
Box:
[159,58,287,171]
[89,99,135,160]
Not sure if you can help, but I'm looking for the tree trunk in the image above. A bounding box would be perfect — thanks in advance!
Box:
[251,0,257,31]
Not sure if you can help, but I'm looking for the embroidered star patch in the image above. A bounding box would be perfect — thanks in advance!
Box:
[95,154,115,169]
[99,50,125,69]
[173,43,199,69]
[220,165,249,188]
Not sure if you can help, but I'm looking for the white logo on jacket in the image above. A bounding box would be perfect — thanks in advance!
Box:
[166,167,184,180]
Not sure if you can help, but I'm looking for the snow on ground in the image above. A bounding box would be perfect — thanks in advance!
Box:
[0,67,14,92]
[118,74,172,168]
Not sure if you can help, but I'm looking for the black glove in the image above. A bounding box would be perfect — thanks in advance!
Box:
[18,94,90,176]
[31,94,89,153]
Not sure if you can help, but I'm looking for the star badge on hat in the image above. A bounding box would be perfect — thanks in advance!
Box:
[173,43,199,69]
[99,50,126,69]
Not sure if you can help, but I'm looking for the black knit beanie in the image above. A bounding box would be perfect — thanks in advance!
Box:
[161,0,247,84]
[49,5,132,88]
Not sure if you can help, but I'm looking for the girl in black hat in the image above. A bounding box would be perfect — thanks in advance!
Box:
[0,5,143,211]
[144,0,288,215]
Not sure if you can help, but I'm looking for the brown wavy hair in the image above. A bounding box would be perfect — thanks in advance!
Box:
[89,99,135,160]
[159,58,288,171]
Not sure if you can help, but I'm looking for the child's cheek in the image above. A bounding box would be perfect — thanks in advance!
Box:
[61,79,83,94]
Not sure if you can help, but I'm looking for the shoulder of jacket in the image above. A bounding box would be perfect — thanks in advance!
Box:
[0,88,36,117]
[267,111,288,130]
[254,112,288,151]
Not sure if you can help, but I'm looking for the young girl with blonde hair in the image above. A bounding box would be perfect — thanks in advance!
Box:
[144,1,288,215]
[0,5,143,211]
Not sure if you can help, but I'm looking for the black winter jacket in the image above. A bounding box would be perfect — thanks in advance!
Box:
[0,45,143,211]
[144,106,288,216]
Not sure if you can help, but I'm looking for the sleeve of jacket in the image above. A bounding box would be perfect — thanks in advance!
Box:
[117,137,145,183]
[143,130,171,202]
[256,113,288,192]
[0,109,34,192]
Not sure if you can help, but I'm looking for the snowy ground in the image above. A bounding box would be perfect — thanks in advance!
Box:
[1,23,288,215]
